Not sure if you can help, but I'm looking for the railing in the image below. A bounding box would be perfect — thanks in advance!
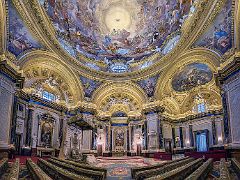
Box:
[131,156,189,179]
[219,158,231,180]
[135,157,194,180]
[26,158,52,180]
[0,158,8,177]
[51,157,107,177]
[48,158,105,180]
[37,159,92,180]
[231,158,240,178]
[7,158,20,180]
[146,158,204,180]
[185,158,213,180]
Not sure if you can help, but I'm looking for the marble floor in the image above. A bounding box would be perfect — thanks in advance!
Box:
[95,156,165,180]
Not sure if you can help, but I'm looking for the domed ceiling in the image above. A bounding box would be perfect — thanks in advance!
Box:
[39,0,197,73]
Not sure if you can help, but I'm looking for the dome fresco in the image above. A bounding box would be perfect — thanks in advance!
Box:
[172,63,213,92]
[39,0,198,73]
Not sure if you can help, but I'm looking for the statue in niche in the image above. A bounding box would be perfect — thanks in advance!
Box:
[41,122,52,147]
[175,136,181,147]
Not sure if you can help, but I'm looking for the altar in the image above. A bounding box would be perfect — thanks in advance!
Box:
[112,151,126,157]
[37,147,55,157]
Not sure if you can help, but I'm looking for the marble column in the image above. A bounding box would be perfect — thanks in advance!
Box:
[0,76,15,157]
[59,116,68,159]
[128,124,132,151]
[25,105,34,146]
[157,113,163,149]
[105,126,108,151]
[189,125,194,147]
[0,59,24,158]
[211,117,217,145]
[179,127,184,148]
[91,128,97,150]
[127,128,130,151]
[10,95,18,144]
[221,90,231,143]
[144,120,148,150]
[172,127,176,148]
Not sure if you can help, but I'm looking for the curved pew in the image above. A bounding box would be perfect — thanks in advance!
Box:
[26,159,52,180]
[38,159,92,180]
[131,156,189,179]
[51,157,107,177]
[219,158,231,180]
[231,158,240,178]
[146,158,204,180]
[0,158,8,177]
[7,158,20,180]
[135,157,194,180]
[185,158,213,180]
[47,158,105,180]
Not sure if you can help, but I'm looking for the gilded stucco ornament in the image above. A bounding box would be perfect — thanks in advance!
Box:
[1,0,235,121]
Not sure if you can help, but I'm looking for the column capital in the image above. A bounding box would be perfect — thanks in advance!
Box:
[0,55,25,89]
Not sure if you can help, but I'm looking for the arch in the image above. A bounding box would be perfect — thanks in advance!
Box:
[155,48,223,100]
[180,85,222,114]
[18,50,84,105]
[92,81,148,116]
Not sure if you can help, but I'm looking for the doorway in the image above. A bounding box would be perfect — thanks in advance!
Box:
[196,131,209,152]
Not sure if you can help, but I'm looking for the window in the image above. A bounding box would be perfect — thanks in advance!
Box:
[197,102,206,113]
[192,94,207,113]
[42,91,56,102]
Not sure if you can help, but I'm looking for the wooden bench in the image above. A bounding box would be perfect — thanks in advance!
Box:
[0,158,8,177]
[135,157,194,180]
[131,156,189,179]
[38,159,92,180]
[6,158,20,180]
[146,158,204,180]
[219,158,231,180]
[231,158,240,178]
[48,158,105,180]
[51,157,107,178]
[26,159,52,180]
[185,158,213,180]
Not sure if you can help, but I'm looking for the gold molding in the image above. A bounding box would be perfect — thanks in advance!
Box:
[0,0,7,54]
[234,0,240,50]
[18,50,84,106]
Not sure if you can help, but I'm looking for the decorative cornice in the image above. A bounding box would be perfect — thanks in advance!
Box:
[0,55,24,88]
[29,94,68,112]
[215,55,240,87]
[165,109,223,123]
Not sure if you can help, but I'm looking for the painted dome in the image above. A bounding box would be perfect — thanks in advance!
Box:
[39,0,197,73]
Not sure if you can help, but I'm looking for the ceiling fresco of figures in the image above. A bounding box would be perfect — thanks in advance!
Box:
[39,0,198,72]
[137,74,159,97]
[172,63,213,92]
[8,0,43,56]
[193,0,232,54]
[80,76,102,98]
